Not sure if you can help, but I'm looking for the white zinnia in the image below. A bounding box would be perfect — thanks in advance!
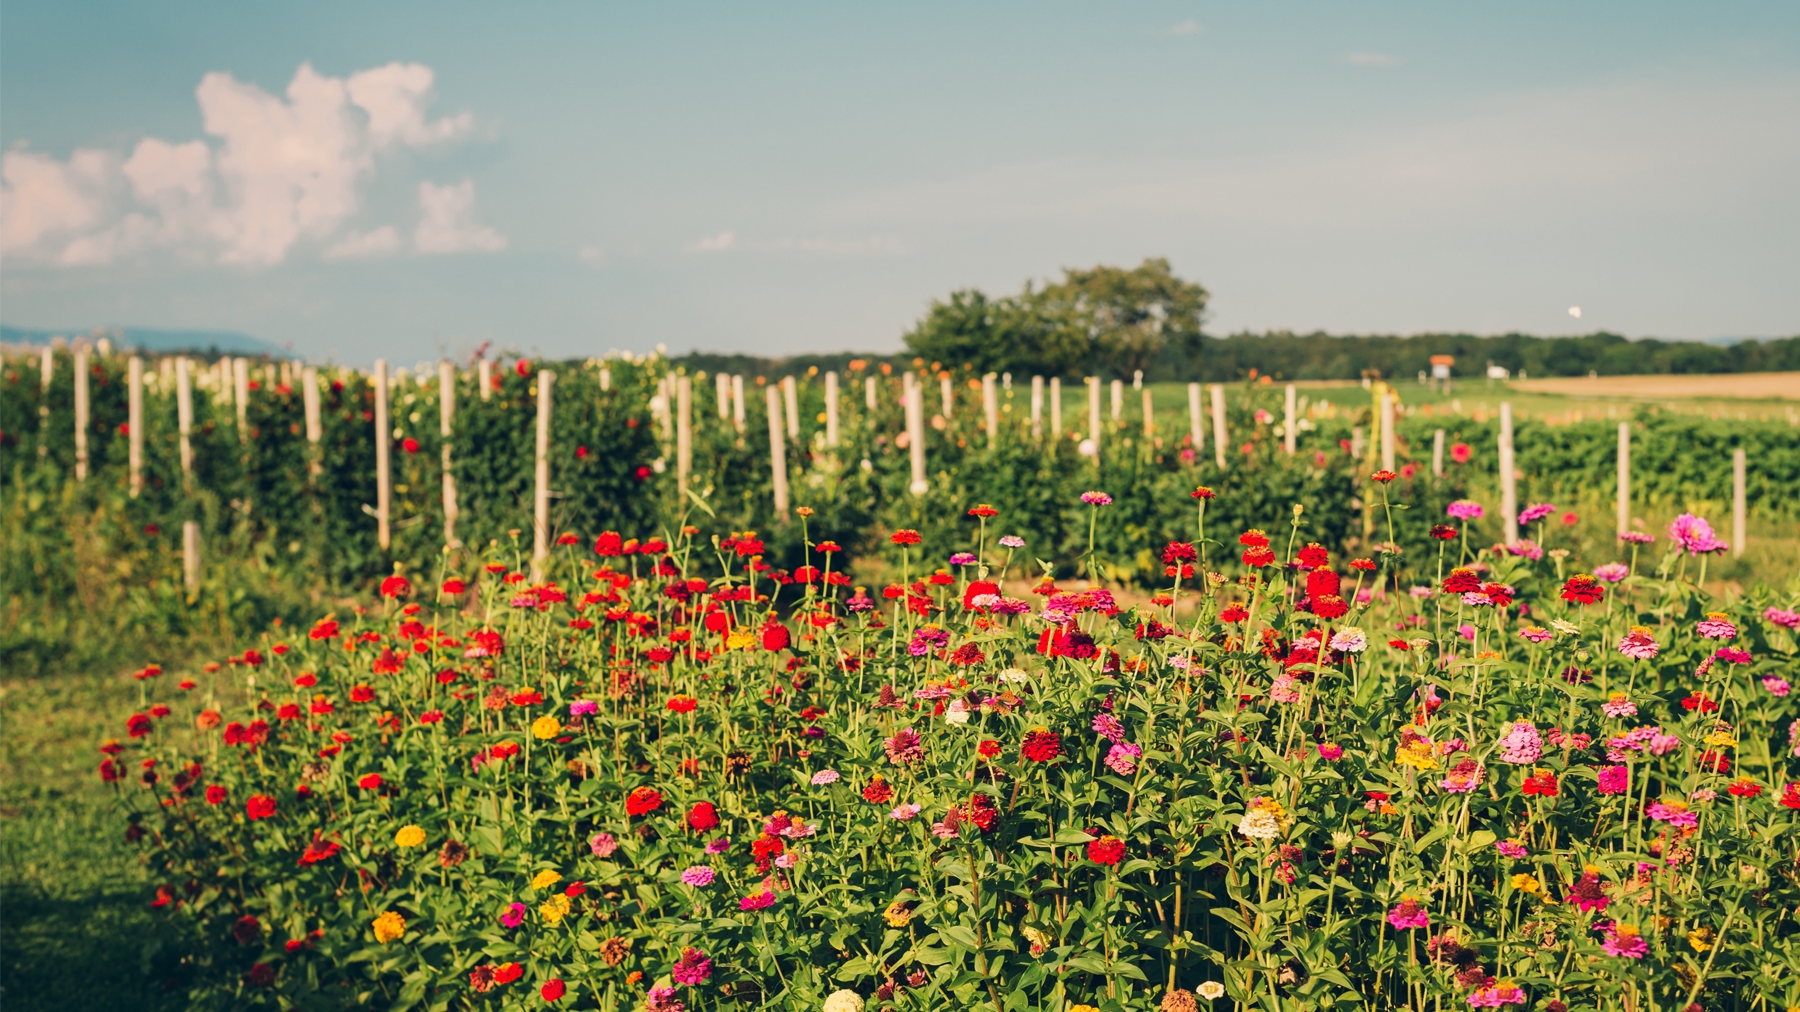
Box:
[822,990,865,1012]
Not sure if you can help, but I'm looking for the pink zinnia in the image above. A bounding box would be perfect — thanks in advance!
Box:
[1667,513,1727,555]
[1600,693,1637,718]
[1518,503,1556,524]
[1601,923,1648,959]
[1596,765,1629,795]
[499,902,526,928]
[1715,646,1752,665]
[1617,628,1659,660]
[1317,742,1344,760]
[1764,677,1791,697]
[1496,721,1543,765]
[1467,980,1527,1007]
[1494,839,1528,859]
[1091,713,1126,743]
[1765,607,1800,630]
[1592,562,1630,583]
[1618,531,1655,544]
[1080,491,1113,506]
[883,727,924,765]
[1446,500,1484,520]
[1386,897,1429,930]
[738,890,776,911]
[671,947,712,985]
[1103,742,1142,775]
[1440,758,1484,793]
[680,866,715,887]
[1518,626,1552,644]
[1269,673,1302,704]
[1696,614,1737,639]
[1647,732,1680,757]
[645,986,684,1012]
[889,803,921,820]
[589,832,618,858]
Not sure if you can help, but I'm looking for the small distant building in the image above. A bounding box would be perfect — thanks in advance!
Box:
[1429,355,1454,381]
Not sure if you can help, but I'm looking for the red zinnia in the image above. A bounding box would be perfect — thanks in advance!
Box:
[358,773,383,790]
[1371,470,1396,483]
[1560,575,1604,605]
[1349,558,1376,572]
[1241,546,1275,568]
[1021,729,1063,763]
[862,775,894,804]
[1428,525,1457,540]
[1220,604,1249,623]
[493,962,523,985]
[1305,568,1340,600]
[441,578,466,595]
[1238,529,1269,548]
[687,801,720,831]
[967,504,998,517]
[1190,486,1216,499]
[761,621,790,652]
[667,695,698,713]
[379,575,411,599]
[1296,543,1329,568]
[1521,770,1558,797]
[126,713,154,738]
[1086,834,1126,866]
[1311,595,1348,620]
[890,529,922,546]
[1441,568,1481,594]
[977,739,1001,759]
[626,785,663,816]
[541,979,566,1002]
[246,794,278,820]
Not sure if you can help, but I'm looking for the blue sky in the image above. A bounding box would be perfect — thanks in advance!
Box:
[3,1,1796,364]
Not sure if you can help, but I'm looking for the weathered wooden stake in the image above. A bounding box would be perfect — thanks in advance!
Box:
[716,372,731,420]
[1050,377,1062,437]
[233,358,250,443]
[1432,429,1445,478]
[1030,376,1044,440]
[782,375,799,439]
[824,371,840,446]
[128,356,144,497]
[1499,401,1517,544]
[439,361,458,547]
[1141,387,1154,439]
[1209,384,1228,470]
[766,384,789,516]
[1616,423,1630,539]
[40,346,53,391]
[905,375,927,496]
[1733,448,1746,558]
[478,357,492,401]
[1188,383,1203,456]
[1110,379,1123,421]
[73,344,89,480]
[183,521,201,594]
[982,373,999,444]
[177,357,195,474]
[533,370,554,575]
[1380,391,1396,473]
[1087,377,1101,458]
[731,375,746,432]
[864,375,877,412]
[676,375,693,496]
[374,360,391,549]
[1284,384,1297,455]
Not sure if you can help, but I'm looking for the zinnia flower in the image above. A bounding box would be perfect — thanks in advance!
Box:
[884,728,925,765]
[1080,491,1113,506]
[1596,765,1629,795]
[589,832,618,858]
[1617,628,1660,660]
[672,947,712,985]
[1328,627,1368,653]
[1601,693,1636,717]
[1446,500,1484,520]
[1385,897,1429,930]
[1668,513,1727,555]
[625,785,663,816]
[1696,613,1738,639]
[372,910,406,943]
[1592,562,1630,583]
[1236,797,1287,840]
[1466,980,1527,1007]
[1104,742,1142,775]
[680,866,715,887]
[393,825,426,848]
[1021,729,1062,762]
[1601,923,1648,959]
[1496,721,1542,765]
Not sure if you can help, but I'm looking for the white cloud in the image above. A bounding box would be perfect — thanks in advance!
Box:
[1168,20,1202,36]
[324,226,402,260]
[0,147,112,255]
[1,61,483,267]
[691,229,736,252]
[578,244,607,265]
[1344,52,1399,67]
[774,235,906,255]
[415,180,506,253]
[347,63,473,147]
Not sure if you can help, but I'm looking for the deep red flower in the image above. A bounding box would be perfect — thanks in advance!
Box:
[358,773,383,791]
[1428,525,1457,540]
[1190,486,1216,499]
[967,504,999,517]
[962,579,1001,610]
[890,529,922,546]
[1441,568,1481,594]
[493,962,523,985]
[1161,541,1198,565]
[1521,770,1558,797]
[761,621,790,652]
[687,801,720,831]
[950,642,986,666]
[247,963,276,988]
[1349,558,1376,572]
[401,437,420,454]
[1306,568,1340,600]
[1560,575,1604,605]
[1086,834,1126,866]
[441,578,466,595]
[379,575,411,599]
[1238,529,1270,548]
[541,979,566,1002]
[1241,546,1275,568]
[310,619,340,640]
[667,695,698,713]
[626,785,663,816]
[1220,604,1250,623]
[977,739,1001,759]
[350,684,376,703]
[246,794,278,820]
[126,713,154,738]
[862,775,894,804]
[1371,470,1397,483]
[1311,594,1349,620]
[1021,729,1063,763]
[1297,543,1329,568]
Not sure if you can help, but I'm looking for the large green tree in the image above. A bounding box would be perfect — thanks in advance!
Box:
[901,258,1209,378]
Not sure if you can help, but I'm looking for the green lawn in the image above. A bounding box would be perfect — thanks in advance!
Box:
[1,668,195,1011]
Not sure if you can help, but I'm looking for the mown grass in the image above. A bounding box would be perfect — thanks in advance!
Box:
[1,667,195,1011]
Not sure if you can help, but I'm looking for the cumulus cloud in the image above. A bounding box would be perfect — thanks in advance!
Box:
[1,61,487,267]
[691,229,736,252]
[323,226,402,260]
[415,180,506,254]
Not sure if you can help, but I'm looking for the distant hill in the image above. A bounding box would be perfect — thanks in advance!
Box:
[0,324,283,356]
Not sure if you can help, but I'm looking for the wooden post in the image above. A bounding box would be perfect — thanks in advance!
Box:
[374,360,391,550]
[600,365,612,392]
[40,347,53,391]
[1432,429,1445,478]
[864,375,877,412]
[1616,423,1630,539]
[676,375,693,495]
[176,357,195,474]
[1141,387,1154,439]
[716,372,731,420]
[478,357,492,401]
[1110,379,1123,421]
[824,371,840,446]
[439,361,458,547]
[1188,383,1203,456]
[1732,447,1746,558]
[1209,384,1228,470]
[183,520,201,594]
[73,344,89,480]
[233,358,250,443]
[1087,377,1101,457]
[766,384,789,516]
[1030,376,1044,440]
[533,370,554,576]
[1284,384,1297,455]
[982,373,999,444]
[1380,391,1396,473]
[933,374,949,421]
[731,375,746,432]
[1050,377,1062,437]
[782,375,799,439]
[1499,401,1517,545]
[904,374,927,496]
[128,356,144,497]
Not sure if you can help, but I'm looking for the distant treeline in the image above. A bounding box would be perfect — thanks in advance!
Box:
[681,330,1800,384]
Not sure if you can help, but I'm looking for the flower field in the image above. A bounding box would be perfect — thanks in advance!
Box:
[99,480,1800,1011]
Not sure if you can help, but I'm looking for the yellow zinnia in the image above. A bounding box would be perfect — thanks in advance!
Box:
[1509,873,1540,894]
[531,715,562,740]
[540,893,572,924]
[531,869,562,891]
[372,910,406,943]
[393,825,426,848]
